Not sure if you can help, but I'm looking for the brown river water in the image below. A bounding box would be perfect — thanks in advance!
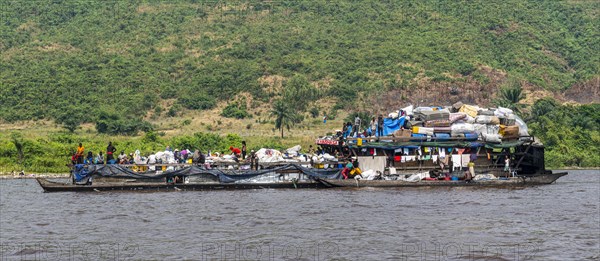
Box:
[0,170,598,260]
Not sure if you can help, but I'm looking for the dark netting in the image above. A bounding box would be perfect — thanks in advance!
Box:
[73,164,341,183]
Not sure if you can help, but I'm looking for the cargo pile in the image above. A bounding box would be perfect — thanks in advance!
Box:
[395,102,529,143]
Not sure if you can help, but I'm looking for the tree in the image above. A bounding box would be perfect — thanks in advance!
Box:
[55,106,85,133]
[494,80,525,113]
[10,132,24,165]
[283,75,319,112]
[270,99,297,138]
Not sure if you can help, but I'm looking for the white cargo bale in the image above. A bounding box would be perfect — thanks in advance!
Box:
[475,115,500,125]
[494,107,514,118]
[451,123,475,133]
[402,105,414,116]
[482,133,502,143]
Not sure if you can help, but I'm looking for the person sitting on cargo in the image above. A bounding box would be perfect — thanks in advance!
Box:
[307,145,315,155]
[180,149,189,163]
[349,159,363,179]
[199,151,206,165]
[95,152,104,165]
[341,163,352,179]
[229,146,241,158]
[192,150,200,164]
[118,151,127,164]
[174,149,181,163]
[69,150,77,165]
[85,151,94,164]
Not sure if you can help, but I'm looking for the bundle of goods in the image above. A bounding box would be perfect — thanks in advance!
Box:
[424,120,451,127]
[414,109,450,122]
[399,103,528,144]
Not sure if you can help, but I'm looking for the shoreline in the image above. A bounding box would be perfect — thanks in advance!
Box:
[0,173,70,179]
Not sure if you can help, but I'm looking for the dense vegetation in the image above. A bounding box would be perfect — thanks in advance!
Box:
[0,0,598,171]
[527,99,600,168]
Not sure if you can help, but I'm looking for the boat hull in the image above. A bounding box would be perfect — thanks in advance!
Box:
[36,178,326,192]
[318,172,568,188]
[36,172,567,191]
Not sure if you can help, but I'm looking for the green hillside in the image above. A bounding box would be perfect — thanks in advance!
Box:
[0,0,599,172]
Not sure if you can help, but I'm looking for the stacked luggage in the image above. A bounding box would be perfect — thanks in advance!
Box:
[402,102,528,143]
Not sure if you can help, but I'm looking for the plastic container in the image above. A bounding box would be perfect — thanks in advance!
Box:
[464,133,478,141]
[434,133,450,141]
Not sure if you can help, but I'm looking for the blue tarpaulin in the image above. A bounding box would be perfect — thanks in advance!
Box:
[381,117,406,136]
[73,164,90,182]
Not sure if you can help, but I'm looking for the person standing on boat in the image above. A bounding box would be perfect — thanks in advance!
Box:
[75,143,85,164]
[241,141,247,160]
[377,114,384,137]
[106,142,116,164]
[354,116,362,137]
[370,117,376,137]
[504,157,511,178]
[250,150,257,170]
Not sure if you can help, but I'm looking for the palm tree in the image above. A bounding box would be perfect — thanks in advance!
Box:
[270,99,297,138]
[494,85,525,113]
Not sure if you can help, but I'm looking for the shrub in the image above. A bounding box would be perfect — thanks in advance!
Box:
[221,102,251,119]
[178,92,216,110]
[309,107,319,118]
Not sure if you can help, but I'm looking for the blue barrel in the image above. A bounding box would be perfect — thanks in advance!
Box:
[464,133,478,141]
[434,133,450,141]
[411,133,426,142]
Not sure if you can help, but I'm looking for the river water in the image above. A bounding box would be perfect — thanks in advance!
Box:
[0,170,598,260]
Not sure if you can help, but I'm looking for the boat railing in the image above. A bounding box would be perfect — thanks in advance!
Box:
[345,135,535,143]
[79,161,345,169]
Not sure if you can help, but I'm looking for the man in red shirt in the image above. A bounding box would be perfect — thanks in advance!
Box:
[229,146,241,157]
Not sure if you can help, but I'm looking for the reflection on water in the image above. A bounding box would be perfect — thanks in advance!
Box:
[0,170,598,260]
